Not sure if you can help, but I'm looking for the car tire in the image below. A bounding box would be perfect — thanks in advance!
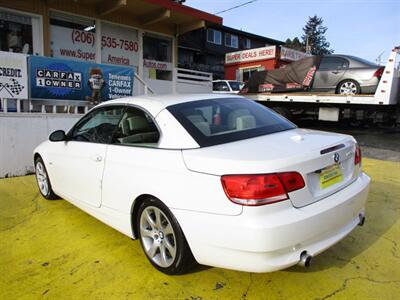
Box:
[34,157,59,200]
[336,80,361,95]
[137,197,197,275]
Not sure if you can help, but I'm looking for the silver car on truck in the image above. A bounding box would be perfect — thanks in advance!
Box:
[312,55,384,95]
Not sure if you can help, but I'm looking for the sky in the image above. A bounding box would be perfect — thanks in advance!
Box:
[184,0,400,63]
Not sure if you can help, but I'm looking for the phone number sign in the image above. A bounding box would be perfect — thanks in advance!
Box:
[101,22,139,67]
[50,23,139,67]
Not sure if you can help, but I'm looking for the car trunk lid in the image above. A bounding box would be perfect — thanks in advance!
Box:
[182,128,359,207]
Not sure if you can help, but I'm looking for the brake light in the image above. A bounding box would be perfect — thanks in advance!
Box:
[221,172,305,206]
[373,67,384,78]
[354,144,362,165]
[278,172,306,192]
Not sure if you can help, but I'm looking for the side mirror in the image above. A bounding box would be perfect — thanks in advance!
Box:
[49,130,66,142]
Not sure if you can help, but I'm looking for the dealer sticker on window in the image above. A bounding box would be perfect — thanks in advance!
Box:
[320,164,343,189]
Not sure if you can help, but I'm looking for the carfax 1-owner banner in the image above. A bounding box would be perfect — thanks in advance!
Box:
[0,51,28,99]
[29,56,135,101]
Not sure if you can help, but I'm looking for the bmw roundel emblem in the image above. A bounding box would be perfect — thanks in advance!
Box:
[334,152,340,163]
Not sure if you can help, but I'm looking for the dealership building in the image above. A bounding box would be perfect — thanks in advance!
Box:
[224,45,308,82]
[0,0,221,95]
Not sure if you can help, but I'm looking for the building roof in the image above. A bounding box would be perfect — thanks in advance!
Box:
[209,24,284,45]
[44,0,222,36]
[143,0,223,25]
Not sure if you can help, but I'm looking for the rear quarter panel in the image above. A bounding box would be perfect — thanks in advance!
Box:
[344,68,378,83]
[100,145,242,216]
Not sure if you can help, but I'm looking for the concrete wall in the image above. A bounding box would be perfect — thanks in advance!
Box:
[0,113,81,178]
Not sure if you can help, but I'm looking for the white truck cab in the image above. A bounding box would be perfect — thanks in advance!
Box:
[213,80,244,94]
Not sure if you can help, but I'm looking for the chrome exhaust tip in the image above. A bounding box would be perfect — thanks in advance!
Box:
[358,213,365,226]
[298,251,312,268]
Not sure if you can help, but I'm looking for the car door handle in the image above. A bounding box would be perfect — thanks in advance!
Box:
[93,155,103,162]
[331,71,342,74]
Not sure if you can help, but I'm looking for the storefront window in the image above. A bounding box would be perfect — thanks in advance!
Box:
[242,67,262,83]
[0,11,33,54]
[101,22,139,68]
[50,12,96,62]
[143,34,172,81]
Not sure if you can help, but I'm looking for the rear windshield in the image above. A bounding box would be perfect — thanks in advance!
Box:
[347,55,378,67]
[167,98,296,147]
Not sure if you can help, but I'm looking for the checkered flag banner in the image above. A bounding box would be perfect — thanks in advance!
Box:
[0,78,25,97]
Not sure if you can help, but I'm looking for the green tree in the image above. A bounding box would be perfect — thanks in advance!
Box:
[284,37,305,52]
[301,15,333,55]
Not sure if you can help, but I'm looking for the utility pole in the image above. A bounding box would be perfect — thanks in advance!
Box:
[305,35,311,55]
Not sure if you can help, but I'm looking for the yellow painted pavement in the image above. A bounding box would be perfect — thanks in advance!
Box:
[0,158,399,299]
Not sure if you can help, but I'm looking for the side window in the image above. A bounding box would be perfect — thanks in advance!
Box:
[213,81,230,91]
[319,57,335,70]
[336,58,349,70]
[113,107,160,146]
[70,106,125,143]
[319,57,349,70]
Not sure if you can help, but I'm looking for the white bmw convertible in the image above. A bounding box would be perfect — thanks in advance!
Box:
[34,94,370,274]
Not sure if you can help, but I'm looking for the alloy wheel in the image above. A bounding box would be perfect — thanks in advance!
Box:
[36,161,49,196]
[139,206,177,268]
[339,81,358,95]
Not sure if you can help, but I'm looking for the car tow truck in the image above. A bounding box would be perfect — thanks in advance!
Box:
[242,47,400,125]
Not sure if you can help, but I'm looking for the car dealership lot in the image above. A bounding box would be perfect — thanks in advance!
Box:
[0,158,399,299]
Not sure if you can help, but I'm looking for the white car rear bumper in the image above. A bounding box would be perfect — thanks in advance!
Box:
[172,172,370,272]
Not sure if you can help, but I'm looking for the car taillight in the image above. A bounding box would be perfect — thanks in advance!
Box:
[277,172,306,192]
[354,144,362,165]
[221,172,305,206]
[373,67,384,78]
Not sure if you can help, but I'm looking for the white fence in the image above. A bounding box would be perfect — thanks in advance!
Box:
[142,68,213,94]
[175,68,213,94]
[0,113,80,178]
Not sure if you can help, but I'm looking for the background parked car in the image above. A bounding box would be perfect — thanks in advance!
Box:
[312,55,384,95]
[213,80,244,94]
